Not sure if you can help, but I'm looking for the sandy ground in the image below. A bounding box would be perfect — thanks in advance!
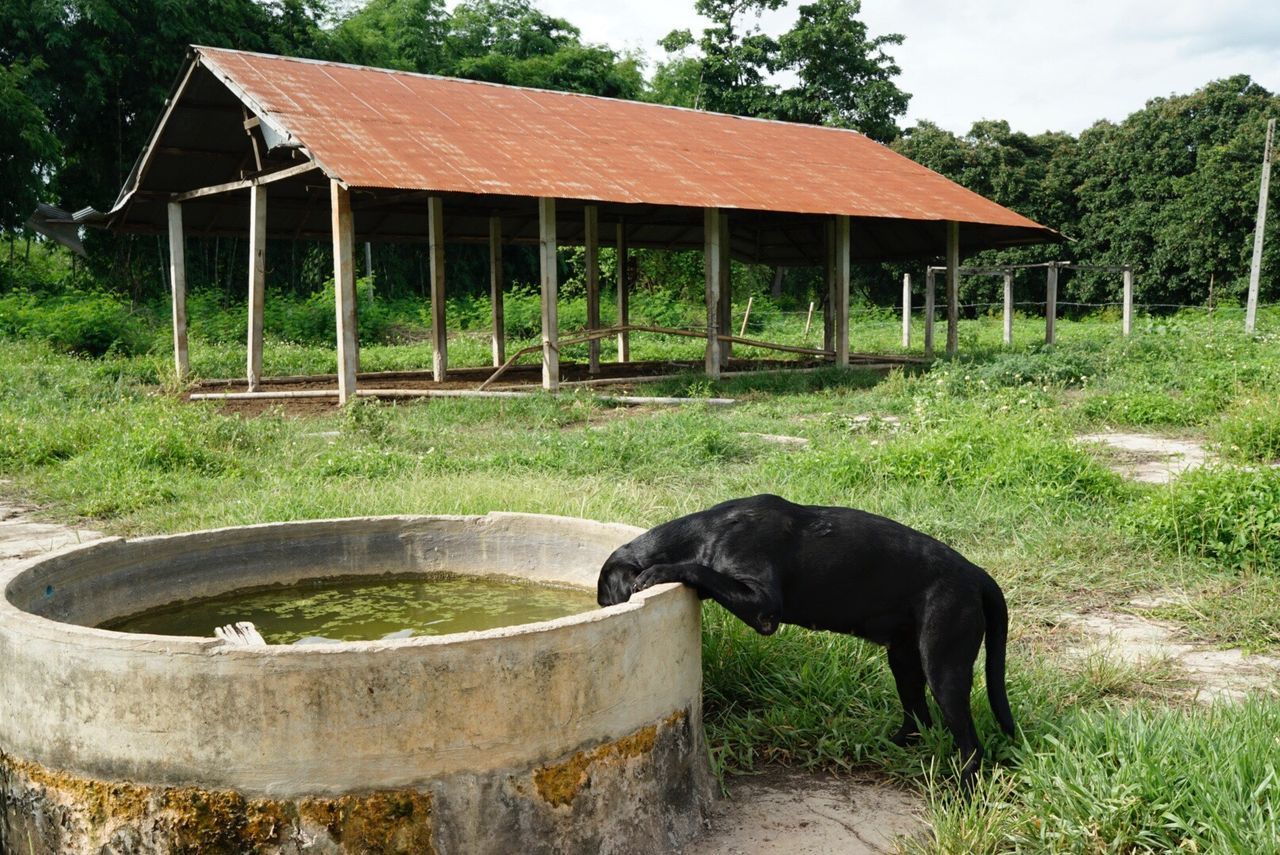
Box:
[1074,432,1210,484]
[1061,602,1280,703]
[686,768,925,854]
[0,491,926,853]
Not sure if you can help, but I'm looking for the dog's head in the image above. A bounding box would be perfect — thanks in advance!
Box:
[597,551,642,607]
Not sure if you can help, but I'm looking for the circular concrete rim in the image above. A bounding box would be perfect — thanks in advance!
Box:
[0,512,676,655]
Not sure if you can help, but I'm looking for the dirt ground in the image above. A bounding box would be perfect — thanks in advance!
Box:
[687,768,925,854]
[184,356,908,417]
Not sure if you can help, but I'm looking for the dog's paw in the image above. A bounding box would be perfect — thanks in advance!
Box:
[630,567,661,593]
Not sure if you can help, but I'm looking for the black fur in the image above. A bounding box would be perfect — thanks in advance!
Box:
[597,494,1015,785]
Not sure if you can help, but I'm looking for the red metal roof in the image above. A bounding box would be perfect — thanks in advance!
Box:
[195,47,1051,234]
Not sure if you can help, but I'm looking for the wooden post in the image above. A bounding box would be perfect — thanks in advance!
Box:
[246,184,266,391]
[330,181,358,405]
[803,301,815,337]
[739,295,754,337]
[616,222,630,362]
[539,197,559,391]
[1122,266,1134,337]
[1045,264,1058,345]
[166,203,189,378]
[428,196,447,381]
[718,212,732,362]
[489,216,504,365]
[901,273,911,348]
[365,242,373,282]
[1003,269,1014,346]
[1246,118,1274,334]
[945,221,960,357]
[924,268,936,357]
[823,218,836,352]
[584,205,601,374]
[835,215,850,367]
[704,207,722,379]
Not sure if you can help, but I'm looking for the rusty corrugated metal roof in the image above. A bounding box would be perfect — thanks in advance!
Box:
[194,46,1051,234]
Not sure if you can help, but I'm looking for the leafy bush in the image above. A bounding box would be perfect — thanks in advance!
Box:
[961,347,1101,389]
[0,289,151,356]
[1213,397,1280,464]
[1078,387,1216,427]
[783,410,1122,503]
[1126,466,1280,573]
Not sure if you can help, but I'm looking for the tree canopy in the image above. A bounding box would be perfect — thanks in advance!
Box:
[0,0,1275,308]
[654,0,910,141]
[895,77,1280,305]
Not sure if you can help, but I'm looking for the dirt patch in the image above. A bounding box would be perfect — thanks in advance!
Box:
[1074,432,1210,484]
[685,767,925,855]
[1059,605,1280,702]
[0,493,102,566]
[182,355,907,418]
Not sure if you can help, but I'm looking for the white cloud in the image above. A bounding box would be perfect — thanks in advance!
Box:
[450,0,1280,135]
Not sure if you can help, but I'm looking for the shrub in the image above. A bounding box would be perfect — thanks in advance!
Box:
[1126,466,1280,573]
[1213,397,1280,464]
[0,289,151,356]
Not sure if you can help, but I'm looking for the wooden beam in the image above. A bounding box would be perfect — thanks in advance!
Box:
[246,184,267,391]
[585,205,601,374]
[169,161,320,203]
[1122,266,1134,337]
[704,207,722,379]
[823,218,836,352]
[428,196,447,381]
[946,221,960,357]
[167,203,189,378]
[616,222,630,362]
[539,197,559,391]
[490,216,505,366]
[924,268,936,357]
[1003,269,1014,346]
[331,181,359,404]
[718,211,732,362]
[835,215,850,367]
[1045,264,1058,345]
[1247,117,1274,334]
[901,273,912,348]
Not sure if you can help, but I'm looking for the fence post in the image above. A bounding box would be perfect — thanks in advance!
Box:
[1003,269,1014,346]
[924,268,936,357]
[1122,267,1134,337]
[1045,264,1058,345]
[902,273,911,348]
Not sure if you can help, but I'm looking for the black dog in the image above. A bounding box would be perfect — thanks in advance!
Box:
[597,494,1015,784]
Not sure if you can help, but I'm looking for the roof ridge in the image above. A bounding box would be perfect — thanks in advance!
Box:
[191,44,888,145]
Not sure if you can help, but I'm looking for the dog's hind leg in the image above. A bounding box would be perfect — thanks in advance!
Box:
[919,610,985,786]
[886,635,932,746]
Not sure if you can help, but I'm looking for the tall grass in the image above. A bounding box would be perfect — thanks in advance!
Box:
[2,306,1280,852]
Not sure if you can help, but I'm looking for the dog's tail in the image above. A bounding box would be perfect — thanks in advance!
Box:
[980,574,1016,737]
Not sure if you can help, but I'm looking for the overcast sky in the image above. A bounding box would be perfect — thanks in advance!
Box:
[518,0,1280,136]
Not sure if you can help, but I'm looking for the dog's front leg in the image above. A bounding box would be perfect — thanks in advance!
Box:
[633,562,782,635]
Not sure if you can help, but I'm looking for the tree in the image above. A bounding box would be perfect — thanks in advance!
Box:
[655,0,909,140]
[328,0,448,73]
[1073,76,1280,304]
[774,0,908,142]
[0,60,60,233]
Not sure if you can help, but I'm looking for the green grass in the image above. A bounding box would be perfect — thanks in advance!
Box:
[3,304,1280,852]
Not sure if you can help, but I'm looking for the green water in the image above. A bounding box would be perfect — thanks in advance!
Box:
[101,573,598,645]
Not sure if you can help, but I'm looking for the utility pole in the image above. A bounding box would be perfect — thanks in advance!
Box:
[1246,118,1275,334]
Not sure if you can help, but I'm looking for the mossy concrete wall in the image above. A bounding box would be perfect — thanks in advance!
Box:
[0,514,712,854]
